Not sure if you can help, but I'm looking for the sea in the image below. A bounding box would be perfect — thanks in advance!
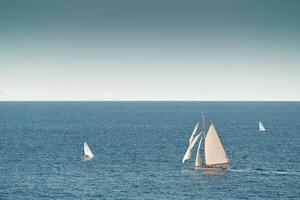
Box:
[0,102,299,199]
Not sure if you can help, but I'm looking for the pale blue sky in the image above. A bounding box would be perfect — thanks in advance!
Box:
[0,0,299,100]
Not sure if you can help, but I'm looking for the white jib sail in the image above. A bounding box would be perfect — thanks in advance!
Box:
[182,131,202,164]
[189,122,199,145]
[194,136,203,167]
[204,124,228,166]
[84,142,94,158]
[259,121,266,131]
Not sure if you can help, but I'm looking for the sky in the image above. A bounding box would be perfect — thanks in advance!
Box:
[0,0,299,101]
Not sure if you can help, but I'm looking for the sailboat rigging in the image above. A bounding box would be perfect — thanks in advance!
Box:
[182,132,202,164]
[194,136,203,168]
[189,122,199,145]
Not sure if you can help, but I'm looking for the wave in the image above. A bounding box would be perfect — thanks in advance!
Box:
[229,167,300,176]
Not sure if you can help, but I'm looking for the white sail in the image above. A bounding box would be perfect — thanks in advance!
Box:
[189,122,199,145]
[259,121,266,132]
[84,142,94,159]
[182,132,202,164]
[194,136,203,167]
[204,124,228,166]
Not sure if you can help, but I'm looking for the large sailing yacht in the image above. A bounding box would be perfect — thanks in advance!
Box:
[182,113,229,169]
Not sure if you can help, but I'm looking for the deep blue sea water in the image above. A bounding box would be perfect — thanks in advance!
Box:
[0,102,299,199]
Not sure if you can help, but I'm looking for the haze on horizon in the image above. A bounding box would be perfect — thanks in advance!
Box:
[0,0,299,101]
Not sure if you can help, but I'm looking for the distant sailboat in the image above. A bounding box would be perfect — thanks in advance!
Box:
[84,142,94,160]
[259,121,266,132]
[182,113,229,169]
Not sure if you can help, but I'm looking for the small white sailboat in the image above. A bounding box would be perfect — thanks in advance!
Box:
[182,113,229,169]
[84,142,94,160]
[258,121,266,132]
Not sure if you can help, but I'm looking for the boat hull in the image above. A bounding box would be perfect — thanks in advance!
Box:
[85,155,93,160]
[204,163,229,169]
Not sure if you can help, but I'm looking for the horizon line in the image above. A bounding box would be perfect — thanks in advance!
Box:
[0,100,299,102]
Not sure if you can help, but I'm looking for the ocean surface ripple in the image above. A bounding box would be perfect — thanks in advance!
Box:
[0,102,299,199]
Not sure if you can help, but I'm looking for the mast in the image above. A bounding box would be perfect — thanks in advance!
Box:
[202,111,205,135]
[202,111,206,165]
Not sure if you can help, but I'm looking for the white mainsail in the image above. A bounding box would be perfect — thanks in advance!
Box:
[259,121,266,132]
[194,136,203,167]
[204,124,228,166]
[84,142,94,159]
[189,122,199,145]
[182,132,202,164]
